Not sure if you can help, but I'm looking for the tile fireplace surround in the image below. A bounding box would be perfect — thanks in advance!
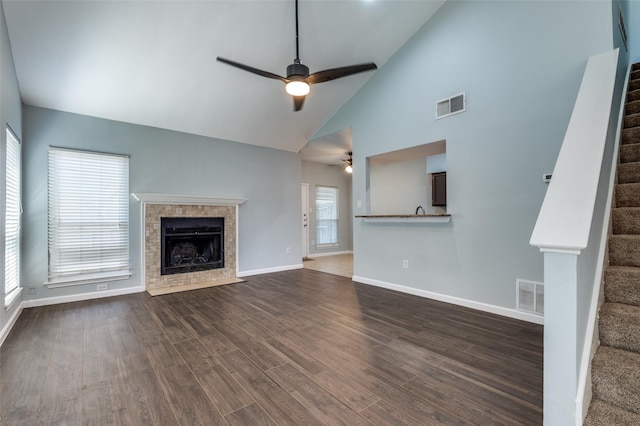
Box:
[132,194,246,292]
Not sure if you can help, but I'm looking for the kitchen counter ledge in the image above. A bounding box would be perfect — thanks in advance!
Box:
[356,214,451,223]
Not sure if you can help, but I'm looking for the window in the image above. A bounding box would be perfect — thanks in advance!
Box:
[5,127,21,306]
[47,147,130,286]
[316,186,338,247]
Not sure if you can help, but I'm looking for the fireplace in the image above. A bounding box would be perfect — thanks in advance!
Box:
[161,217,224,275]
[135,197,242,292]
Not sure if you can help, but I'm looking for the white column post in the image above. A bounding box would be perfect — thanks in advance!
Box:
[542,251,579,425]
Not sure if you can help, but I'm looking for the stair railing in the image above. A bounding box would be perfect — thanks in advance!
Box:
[530,48,623,426]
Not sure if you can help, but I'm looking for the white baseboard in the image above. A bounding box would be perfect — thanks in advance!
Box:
[352,275,544,325]
[308,250,353,258]
[0,302,24,347]
[237,263,303,278]
[21,285,146,309]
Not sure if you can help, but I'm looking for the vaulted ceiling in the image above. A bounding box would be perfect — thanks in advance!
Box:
[3,0,445,154]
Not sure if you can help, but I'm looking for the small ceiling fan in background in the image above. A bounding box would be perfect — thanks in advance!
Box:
[217,0,377,111]
[343,152,353,173]
[329,151,353,173]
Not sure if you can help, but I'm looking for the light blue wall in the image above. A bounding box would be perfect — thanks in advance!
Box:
[315,0,616,311]
[21,106,302,301]
[628,0,640,63]
[0,1,22,335]
[301,161,352,256]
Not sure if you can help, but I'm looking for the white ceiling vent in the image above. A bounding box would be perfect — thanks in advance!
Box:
[516,279,544,315]
[436,92,466,119]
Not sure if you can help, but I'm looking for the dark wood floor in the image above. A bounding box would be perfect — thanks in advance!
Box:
[0,269,543,425]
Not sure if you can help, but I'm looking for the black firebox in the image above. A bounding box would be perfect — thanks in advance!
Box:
[161,217,224,275]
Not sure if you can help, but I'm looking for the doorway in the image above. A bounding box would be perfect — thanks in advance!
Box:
[301,183,309,260]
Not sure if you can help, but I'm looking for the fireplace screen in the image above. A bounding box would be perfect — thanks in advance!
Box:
[161,217,224,275]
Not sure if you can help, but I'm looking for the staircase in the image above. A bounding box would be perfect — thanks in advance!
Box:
[584,63,640,425]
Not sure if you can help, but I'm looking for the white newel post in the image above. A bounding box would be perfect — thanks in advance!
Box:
[542,250,579,425]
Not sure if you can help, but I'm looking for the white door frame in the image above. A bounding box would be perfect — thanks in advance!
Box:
[301,183,309,260]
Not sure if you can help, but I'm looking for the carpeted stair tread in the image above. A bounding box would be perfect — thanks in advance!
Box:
[613,207,640,234]
[629,79,640,93]
[624,112,640,129]
[605,266,640,307]
[622,127,640,145]
[585,399,640,425]
[620,143,640,163]
[626,99,640,115]
[592,346,640,414]
[615,183,640,207]
[632,68,640,81]
[599,302,640,353]
[627,88,640,103]
[612,207,640,234]
[609,235,640,267]
[617,162,640,184]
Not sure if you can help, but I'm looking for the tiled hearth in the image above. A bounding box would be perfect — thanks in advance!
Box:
[133,194,246,293]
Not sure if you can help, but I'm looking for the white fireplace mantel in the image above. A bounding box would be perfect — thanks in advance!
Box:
[132,193,247,206]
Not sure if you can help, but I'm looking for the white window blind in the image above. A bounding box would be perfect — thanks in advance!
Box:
[316,186,338,246]
[48,148,130,285]
[5,128,21,306]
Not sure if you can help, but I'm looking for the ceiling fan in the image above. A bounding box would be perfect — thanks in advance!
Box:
[217,0,377,112]
[331,151,353,172]
[343,152,353,173]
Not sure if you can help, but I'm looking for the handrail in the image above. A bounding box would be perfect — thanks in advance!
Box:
[529,48,621,426]
[530,49,619,253]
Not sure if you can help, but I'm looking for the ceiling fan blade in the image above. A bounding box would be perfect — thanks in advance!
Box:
[217,57,287,82]
[293,96,306,111]
[307,63,377,85]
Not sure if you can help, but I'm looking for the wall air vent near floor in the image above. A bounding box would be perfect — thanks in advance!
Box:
[436,92,466,119]
[517,279,544,315]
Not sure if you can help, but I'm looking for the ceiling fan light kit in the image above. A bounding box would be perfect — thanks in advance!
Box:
[285,81,310,96]
[217,0,377,111]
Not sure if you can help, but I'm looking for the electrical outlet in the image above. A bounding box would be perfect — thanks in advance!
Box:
[402,259,409,269]
[357,200,362,209]
[28,286,37,294]
[286,247,291,254]
[97,283,108,291]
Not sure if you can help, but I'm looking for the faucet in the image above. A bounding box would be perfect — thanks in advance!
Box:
[415,205,425,215]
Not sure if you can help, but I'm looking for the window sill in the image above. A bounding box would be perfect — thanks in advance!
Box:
[45,271,132,289]
[316,244,339,249]
[4,287,22,310]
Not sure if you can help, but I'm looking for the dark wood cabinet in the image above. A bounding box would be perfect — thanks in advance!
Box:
[432,172,447,207]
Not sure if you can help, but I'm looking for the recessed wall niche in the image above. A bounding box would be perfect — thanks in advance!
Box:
[367,140,446,215]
